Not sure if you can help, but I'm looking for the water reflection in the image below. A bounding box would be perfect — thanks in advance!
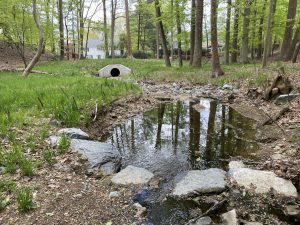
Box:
[103,99,259,176]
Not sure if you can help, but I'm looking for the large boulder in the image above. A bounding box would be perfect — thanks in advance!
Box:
[229,166,297,197]
[58,128,89,140]
[111,165,154,185]
[172,168,227,197]
[97,64,131,77]
[70,139,121,175]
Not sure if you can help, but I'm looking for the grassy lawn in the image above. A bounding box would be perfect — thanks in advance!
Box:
[35,58,272,86]
[0,71,140,135]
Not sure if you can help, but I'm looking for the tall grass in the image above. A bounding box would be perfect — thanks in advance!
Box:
[0,71,140,135]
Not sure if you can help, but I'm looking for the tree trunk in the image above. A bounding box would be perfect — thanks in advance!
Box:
[189,0,196,65]
[23,0,44,77]
[125,0,133,58]
[58,0,64,60]
[225,0,232,64]
[155,0,171,67]
[137,8,141,50]
[251,0,257,60]
[231,0,240,63]
[262,0,275,68]
[257,0,267,60]
[241,0,252,64]
[110,0,116,57]
[192,0,203,67]
[280,0,298,61]
[287,19,300,61]
[156,24,160,59]
[103,0,109,58]
[292,42,300,63]
[176,0,183,67]
[211,0,224,77]
[170,0,174,60]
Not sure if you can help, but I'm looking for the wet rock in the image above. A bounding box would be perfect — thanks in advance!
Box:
[109,191,121,199]
[173,168,226,197]
[274,94,299,105]
[284,204,300,219]
[58,128,89,140]
[132,202,147,218]
[191,217,212,225]
[221,209,238,225]
[111,165,154,185]
[70,139,121,175]
[229,168,298,197]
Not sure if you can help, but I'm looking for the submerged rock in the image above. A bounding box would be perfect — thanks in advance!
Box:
[229,168,298,197]
[221,209,238,225]
[70,139,121,175]
[172,168,226,197]
[111,165,154,185]
[58,128,89,140]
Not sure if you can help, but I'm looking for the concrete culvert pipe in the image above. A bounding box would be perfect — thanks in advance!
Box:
[97,64,132,77]
[110,68,120,77]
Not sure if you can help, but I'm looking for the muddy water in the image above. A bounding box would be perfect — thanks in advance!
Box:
[102,99,260,224]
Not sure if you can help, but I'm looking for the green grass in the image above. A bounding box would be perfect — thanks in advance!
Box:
[42,147,56,168]
[57,135,70,154]
[16,187,35,213]
[0,71,140,136]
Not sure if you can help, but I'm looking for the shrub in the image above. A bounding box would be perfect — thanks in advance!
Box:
[4,146,24,174]
[0,180,16,192]
[133,51,149,59]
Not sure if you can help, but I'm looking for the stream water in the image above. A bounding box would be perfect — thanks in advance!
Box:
[102,99,260,224]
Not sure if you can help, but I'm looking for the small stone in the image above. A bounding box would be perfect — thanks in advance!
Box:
[192,216,212,225]
[271,88,279,96]
[58,128,89,140]
[221,209,238,225]
[284,204,300,219]
[109,191,121,199]
[222,84,233,90]
[271,153,283,161]
[275,94,299,105]
[245,222,263,225]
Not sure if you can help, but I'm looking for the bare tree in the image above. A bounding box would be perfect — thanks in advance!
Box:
[189,0,196,65]
[23,0,44,77]
[103,0,109,58]
[192,0,203,67]
[225,0,232,64]
[211,0,224,77]
[58,0,64,60]
[155,0,171,67]
[280,0,298,61]
[125,0,133,58]
[262,0,275,68]
[231,0,240,63]
[241,0,253,64]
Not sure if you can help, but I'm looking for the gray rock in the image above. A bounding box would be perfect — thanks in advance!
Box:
[284,204,300,219]
[109,191,121,198]
[71,139,121,175]
[48,135,61,147]
[229,161,245,170]
[58,128,89,140]
[192,216,212,225]
[111,165,154,185]
[221,209,238,225]
[271,153,283,160]
[229,168,298,197]
[222,84,234,90]
[245,222,263,225]
[97,64,131,77]
[173,168,226,197]
[275,94,299,105]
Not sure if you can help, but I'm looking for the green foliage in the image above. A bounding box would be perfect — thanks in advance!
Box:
[58,135,70,154]
[20,159,34,177]
[4,146,24,174]
[16,187,35,213]
[42,148,56,168]
[0,180,16,193]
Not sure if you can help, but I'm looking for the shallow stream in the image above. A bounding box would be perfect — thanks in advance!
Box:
[102,99,260,224]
